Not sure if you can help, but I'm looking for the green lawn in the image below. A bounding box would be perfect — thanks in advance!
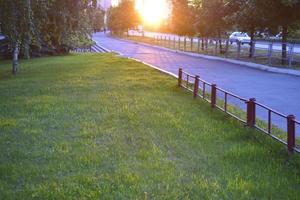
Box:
[0,53,299,199]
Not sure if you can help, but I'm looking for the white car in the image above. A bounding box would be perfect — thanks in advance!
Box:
[0,34,5,41]
[229,32,251,45]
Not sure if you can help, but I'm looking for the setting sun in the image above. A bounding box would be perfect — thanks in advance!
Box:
[135,0,170,26]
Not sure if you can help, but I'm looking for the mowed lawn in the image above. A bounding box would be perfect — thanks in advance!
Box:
[0,54,299,199]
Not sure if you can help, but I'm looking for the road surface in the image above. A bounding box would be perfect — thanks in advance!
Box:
[93,32,300,136]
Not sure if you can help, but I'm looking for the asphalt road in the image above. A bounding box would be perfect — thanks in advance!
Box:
[93,32,300,136]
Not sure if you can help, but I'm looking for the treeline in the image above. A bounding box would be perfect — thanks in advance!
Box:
[107,0,300,63]
[0,0,104,74]
[171,0,300,62]
[107,0,140,35]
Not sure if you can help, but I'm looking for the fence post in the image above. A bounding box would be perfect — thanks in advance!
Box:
[225,40,229,58]
[194,76,199,98]
[178,68,183,87]
[165,36,167,47]
[287,115,295,153]
[178,38,181,50]
[184,37,187,51]
[211,84,217,108]
[237,41,241,60]
[173,37,176,49]
[197,38,200,53]
[169,36,171,48]
[191,38,193,52]
[215,39,218,55]
[288,44,295,68]
[246,98,256,127]
[268,43,273,65]
[251,41,256,59]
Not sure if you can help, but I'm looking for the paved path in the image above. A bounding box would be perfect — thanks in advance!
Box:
[93,32,300,135]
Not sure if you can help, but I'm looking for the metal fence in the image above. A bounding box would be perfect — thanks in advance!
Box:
[178,68,300,154]
[127,31,300,68]
[70,47,92,53]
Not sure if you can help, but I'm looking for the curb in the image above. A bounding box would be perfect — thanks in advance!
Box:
[94,41,112,53]
[108,48,178,79]
[113,37,300,77]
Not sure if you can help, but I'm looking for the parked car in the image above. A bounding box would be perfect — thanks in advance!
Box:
[0,34,9,57]
[0,34,5,41]
[229,32,251,45]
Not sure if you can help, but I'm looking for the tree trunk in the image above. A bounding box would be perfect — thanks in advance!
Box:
[249,29,255,58]
[24,0,32,59]
[281,25,288,65]
[217,31,223,54]
[23,34,31,59]
[12,41,20,74]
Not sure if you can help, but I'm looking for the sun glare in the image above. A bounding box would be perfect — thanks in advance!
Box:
[136,0,169,26]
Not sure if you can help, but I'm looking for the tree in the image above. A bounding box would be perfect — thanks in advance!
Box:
[171,0,196,36]
[267,0,300,64]
[193,0,232,53]
[90,8,105,32]
[0,0,97,74]
[193,0,231,38]
[226,0,269,57]
[0,0,29,74]
[107,0,140,35]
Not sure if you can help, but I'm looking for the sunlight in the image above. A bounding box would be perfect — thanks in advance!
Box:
[136,0,169,26]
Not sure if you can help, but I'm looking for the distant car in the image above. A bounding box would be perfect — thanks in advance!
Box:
[229,32,251,45]
[0,34,5,41]
[0,34,9,57]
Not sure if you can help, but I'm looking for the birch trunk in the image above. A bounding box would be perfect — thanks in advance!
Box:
[12,42,19,74]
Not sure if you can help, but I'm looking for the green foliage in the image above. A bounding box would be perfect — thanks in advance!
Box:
[0,0,103,73]
[193,0,231,37]
[171,0,196,36]
[107,0,140,34]
[0,54,300,199]
[90,8,105,31]
[0,1,100,54]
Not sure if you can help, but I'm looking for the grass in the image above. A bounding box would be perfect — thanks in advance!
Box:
[0,53,300,199]
[122,35,300,69]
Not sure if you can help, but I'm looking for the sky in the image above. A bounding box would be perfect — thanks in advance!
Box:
[135,0,171,25]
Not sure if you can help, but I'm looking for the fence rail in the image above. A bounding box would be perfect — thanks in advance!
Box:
[127,31,300,68]
[178,68,300,154]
